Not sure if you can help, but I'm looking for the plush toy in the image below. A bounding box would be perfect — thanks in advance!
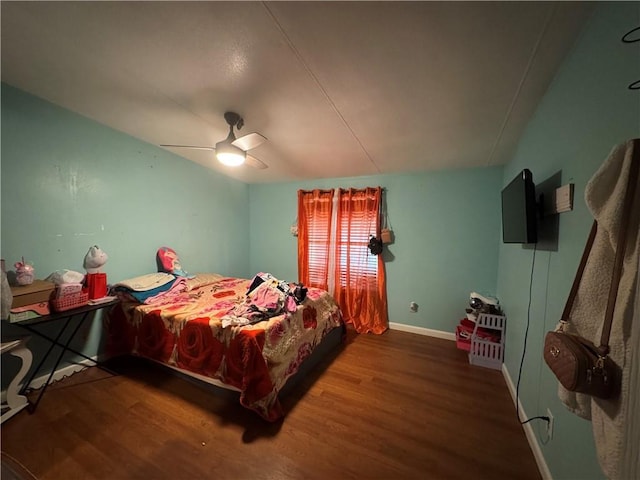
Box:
[83,246,108,273]
[156,247,192,278]
[14,257,34,286]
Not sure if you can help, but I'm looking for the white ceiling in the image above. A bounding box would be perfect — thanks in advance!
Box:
[1,1,593,184]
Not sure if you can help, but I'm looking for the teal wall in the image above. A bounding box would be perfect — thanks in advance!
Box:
[249,168,503,333]
[497,3,639,479]
[1,83,251,385]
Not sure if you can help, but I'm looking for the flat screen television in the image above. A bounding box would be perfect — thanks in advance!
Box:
[501,168,538,244]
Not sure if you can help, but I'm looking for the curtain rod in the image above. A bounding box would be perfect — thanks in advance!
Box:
[298,186,385,194]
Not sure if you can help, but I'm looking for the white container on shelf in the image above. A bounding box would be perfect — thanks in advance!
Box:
[469,313,506,370]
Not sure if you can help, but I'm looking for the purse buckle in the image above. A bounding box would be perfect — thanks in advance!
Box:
[587,356,609,385]
[595,356,609,385]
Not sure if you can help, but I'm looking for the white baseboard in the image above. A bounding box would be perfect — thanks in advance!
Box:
[388,322,456,341]
[1,356,98,404]
[501,363,553,480]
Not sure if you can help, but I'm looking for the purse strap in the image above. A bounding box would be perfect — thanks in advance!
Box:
[561,139,640,357]
[560,220,597,323]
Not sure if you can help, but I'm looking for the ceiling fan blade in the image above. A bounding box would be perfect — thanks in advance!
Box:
[232,132,267,151]
[245,154,268,170]
[160,144,215,151]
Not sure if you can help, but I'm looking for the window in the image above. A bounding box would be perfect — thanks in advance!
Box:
[298,187,388,334]
[336,205,378,289]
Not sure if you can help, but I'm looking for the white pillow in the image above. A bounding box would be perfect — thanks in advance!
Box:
[185,273,224,291]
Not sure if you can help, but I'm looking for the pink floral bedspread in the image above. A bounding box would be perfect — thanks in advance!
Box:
[105,277,344,421]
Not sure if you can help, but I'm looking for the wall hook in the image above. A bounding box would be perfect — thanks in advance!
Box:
[622,26,640,43]
[621,26,639,90]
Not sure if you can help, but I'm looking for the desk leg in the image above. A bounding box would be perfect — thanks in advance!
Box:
[18,315,104,368]
[27,313,89,413]
[1,340,33,424]
[19,316,73,396]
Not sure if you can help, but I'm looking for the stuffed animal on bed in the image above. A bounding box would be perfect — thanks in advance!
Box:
[156,247,193,278]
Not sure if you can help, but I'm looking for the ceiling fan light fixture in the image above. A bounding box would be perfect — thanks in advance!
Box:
[162,111,267,169]
[215,142,246,167]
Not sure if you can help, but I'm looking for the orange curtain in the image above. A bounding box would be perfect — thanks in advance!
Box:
[297,189,334,290]
[333,187,388,334]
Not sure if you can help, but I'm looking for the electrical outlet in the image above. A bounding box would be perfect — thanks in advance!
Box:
[546,408,554,438]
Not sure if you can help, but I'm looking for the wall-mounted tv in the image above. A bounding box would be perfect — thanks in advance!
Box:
[501,168,538,244]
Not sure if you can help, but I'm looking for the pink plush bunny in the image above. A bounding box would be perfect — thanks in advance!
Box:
[15,257,34,286]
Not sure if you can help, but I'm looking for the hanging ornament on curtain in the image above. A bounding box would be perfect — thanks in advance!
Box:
[290,217,298,237]
[381,190,394,244]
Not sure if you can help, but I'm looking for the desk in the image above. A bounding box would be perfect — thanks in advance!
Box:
[9,299,119,412]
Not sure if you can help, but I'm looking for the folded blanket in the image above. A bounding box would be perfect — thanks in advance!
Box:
[114,273,175,292]
[143,277,188,305]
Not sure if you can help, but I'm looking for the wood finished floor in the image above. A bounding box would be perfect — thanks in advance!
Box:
[1,329,541,480]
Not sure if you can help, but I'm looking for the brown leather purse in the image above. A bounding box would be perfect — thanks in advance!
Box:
[544,140,639,399]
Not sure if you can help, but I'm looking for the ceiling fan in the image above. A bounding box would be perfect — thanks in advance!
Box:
[161,111,268,169]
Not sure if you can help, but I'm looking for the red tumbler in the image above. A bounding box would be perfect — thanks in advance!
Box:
[86,273,107,300]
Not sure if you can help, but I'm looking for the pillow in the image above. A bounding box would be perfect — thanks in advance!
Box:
[185,273,224,291]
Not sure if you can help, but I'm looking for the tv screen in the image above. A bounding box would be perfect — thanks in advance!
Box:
[501,169,538,244]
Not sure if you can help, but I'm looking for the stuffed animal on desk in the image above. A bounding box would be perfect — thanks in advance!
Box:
[83,246,108,299]
[83,246,108,273]
[14,257,34,286]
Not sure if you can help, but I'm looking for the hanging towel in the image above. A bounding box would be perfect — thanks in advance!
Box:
[558,139,640,479]
[621,271,640,479]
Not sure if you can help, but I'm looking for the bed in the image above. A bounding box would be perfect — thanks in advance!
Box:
[105,273,345,421]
